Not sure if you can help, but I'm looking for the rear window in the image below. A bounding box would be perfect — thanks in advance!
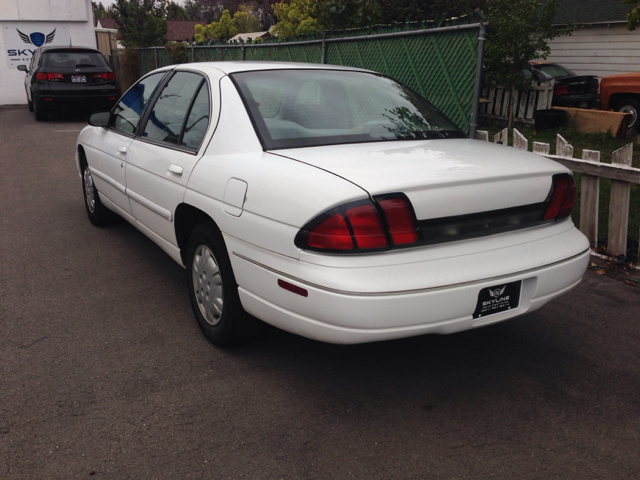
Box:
[42,50,108,69]
[231,69,464,150]
[533,64,575,78]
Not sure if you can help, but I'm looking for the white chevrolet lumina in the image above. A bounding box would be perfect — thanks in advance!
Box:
[75,62,590,346]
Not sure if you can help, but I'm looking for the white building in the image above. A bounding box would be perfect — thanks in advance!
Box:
[547,0,640,77]
[0,0,97,105]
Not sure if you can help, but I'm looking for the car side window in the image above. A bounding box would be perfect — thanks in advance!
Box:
[112,72,165,135]
[180,83,210,149]
[142,72,204,146]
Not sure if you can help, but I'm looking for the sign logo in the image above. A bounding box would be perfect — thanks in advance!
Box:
[17,28,56,47]
[488,285,507,298]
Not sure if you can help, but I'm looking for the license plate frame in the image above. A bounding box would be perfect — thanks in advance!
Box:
[473,280,522,319]
[71,75,86,83]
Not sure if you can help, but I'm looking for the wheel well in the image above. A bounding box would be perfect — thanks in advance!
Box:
[609,93,640,110]
[175,204,216,265]
[78,145,87,169]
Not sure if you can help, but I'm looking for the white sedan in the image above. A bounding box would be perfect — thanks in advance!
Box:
[76,62,590,346]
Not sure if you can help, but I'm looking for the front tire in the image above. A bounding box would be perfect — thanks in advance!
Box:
[81,162,113,226]
[616,98,640,129]
[186,222,254,347]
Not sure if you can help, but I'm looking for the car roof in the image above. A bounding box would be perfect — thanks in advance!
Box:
[169,61,373,76]
[37,45,101,53]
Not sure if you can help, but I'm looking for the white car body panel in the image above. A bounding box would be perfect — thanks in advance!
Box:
[76,61,590,344]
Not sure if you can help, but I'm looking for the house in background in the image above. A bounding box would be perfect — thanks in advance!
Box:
[166,20,206,43]
[229,31,271,44]
[547,0,639,77]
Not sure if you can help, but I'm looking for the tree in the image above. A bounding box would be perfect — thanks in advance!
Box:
[271,0,381,39]
[233,10,263,34]
[483,0,571,127]
[166,1,188,20]
[113,0,167,47]
[623,0,640,30]
[194,9,238,43]
[378,0,482,24]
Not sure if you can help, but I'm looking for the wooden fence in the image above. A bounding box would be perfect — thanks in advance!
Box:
[478,80,554,125]
[476,128,640,262]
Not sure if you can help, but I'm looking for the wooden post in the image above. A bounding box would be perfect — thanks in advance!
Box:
[608,143,633,256]
[476,130,489,141]
[532,142,550,155]
[556,134,573,158]
[580,150,601,248]
[513,128,528,151]
[494,128,508,145]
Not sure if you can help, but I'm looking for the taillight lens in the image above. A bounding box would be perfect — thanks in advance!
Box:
[379,197,418,245]
[36,72,64,81]
[543,175,576,220]
[93,72,115,81]
[554,84,569,96]
[296,195,418,253]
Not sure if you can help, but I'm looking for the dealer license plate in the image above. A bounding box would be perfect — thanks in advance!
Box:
[472,280,521,319]
[71,75,86,83]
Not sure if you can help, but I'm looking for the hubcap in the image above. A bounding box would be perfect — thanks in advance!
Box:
[83,168,96,213]
[620,105,638,128]
[192,244,224,326]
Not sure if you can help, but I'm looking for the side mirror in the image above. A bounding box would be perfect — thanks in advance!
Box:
[88,111,111,127]
[17,64,27,72]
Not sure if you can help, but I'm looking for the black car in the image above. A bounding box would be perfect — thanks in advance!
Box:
[18,46,119,121]
[527,61,599,109]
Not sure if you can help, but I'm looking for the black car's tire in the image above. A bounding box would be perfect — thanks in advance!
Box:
[186,222,256,347]
[33,97,45,121]
[616,98,640,129]
[81,162,113,226]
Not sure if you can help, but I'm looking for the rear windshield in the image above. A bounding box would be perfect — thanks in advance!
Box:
[231,69,464,150]
[533,64,576,78]
[42,51,108,69]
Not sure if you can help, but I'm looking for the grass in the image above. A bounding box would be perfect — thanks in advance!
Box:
[479,124,639,262]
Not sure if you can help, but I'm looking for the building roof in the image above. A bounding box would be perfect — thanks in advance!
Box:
[554,0,632,25]
[228,31,271,43]
[96,17,118,30]
[166,20,206,42]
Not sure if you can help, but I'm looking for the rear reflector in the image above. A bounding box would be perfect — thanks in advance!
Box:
[278,279,308,297]
[44,98,53,101]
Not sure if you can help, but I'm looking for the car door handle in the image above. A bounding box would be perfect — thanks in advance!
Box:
[168,165,183,175]
[117,146,127,154]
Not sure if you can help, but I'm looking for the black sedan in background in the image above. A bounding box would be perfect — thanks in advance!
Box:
[527,61,600,109]
[18,46,119,121]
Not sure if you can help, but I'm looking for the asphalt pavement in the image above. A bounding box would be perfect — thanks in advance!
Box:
[1,105,639,478]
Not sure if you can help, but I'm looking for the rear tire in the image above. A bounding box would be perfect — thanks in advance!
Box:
[33,97,45,121]
[186,222,256,347]
[616,98,640,129]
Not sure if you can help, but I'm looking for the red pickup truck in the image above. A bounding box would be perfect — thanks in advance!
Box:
[600,72,640,129]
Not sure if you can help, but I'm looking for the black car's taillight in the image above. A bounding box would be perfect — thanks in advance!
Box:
[36,72,63,81]
[543,174,576,220]
[295,195,418,253]
[93,72,115,81]
[553,84,569,96]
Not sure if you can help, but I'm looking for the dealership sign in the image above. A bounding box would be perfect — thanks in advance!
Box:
[3,24,70,69]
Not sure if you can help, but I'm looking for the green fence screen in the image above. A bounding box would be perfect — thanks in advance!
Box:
[138,18,480,133]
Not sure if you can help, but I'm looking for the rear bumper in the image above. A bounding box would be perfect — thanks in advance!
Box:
[37,94,117,111]
[226,221,590,344]
[552,94,599,109]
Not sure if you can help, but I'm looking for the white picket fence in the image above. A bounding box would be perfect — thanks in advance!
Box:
[478,80,554,125]
[476,128,640,262]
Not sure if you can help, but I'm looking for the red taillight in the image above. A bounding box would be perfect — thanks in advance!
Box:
[554,85,569,96]
[297,195,418,253]
[307,213,354,250]
[93,72,115,81]
[379,198,417,245]
[346,204,387,249]
[543,175,576,220]
[36,72,63,81]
